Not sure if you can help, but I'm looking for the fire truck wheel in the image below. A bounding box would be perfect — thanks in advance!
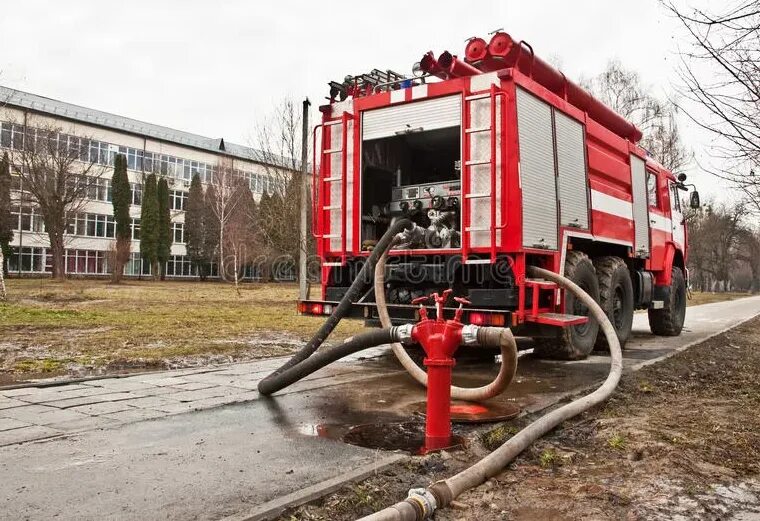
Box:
[593,256,634,351]
[648,267,687,336]
[534,251,600,360]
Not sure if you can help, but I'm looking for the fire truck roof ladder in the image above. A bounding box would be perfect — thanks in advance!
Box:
[462,84,506,264]
[319,112,351,265]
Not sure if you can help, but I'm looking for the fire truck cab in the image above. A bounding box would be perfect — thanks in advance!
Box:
[300,32,699,360]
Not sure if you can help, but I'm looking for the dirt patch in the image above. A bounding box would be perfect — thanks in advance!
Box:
[281,317,760,520]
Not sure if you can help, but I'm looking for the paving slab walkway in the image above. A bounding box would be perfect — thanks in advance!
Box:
[1,297,759,521]
[0,346,390,447]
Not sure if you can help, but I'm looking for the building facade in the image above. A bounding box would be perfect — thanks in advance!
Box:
[0,85,286,279]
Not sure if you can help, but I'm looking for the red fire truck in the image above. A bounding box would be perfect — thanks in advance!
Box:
[299,31,700,360]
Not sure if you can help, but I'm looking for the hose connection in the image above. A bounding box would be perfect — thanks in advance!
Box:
[460,324,480,346]
[405,488,437,520]
[393,324,415,345]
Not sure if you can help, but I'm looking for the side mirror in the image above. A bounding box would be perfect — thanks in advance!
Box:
[677,173,687,182]
[690,191,701,209]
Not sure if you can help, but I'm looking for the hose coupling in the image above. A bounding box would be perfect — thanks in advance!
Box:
[460,324,480,346]
[406,487,437,519]
[393,323,415,345]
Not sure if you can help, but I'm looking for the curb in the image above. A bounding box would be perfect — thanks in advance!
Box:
[219,454,408,521]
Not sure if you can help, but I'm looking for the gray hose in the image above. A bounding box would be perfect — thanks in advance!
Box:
[358,264,623,521]
[258,218,412,396]
[255,328,400,395]
[374,242,518,401]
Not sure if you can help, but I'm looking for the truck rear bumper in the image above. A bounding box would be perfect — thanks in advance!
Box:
[297,299,512,327]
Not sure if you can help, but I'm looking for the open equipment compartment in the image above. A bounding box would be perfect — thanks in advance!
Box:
[359,95,463,251]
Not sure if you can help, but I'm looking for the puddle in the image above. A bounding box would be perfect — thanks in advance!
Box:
[298,421,465,455]
[342,421,464,454]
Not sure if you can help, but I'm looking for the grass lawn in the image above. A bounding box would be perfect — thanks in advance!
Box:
[0,278,365,380]
[687,290,751,306]
[0,279,751,382]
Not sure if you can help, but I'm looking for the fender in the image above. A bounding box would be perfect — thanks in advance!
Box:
[655,242,684,286]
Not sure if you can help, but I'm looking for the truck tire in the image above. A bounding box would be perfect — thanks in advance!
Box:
[648,267,686,336]
[593,256,634,351]
[534,251,600,360]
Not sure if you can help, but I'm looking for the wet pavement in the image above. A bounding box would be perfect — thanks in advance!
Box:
[1,296,759,520]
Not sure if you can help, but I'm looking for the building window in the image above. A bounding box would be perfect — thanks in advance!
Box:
[68,213,116,238]
[124,252,151,276]
[87,177,112,202]
[0,122,26,150]
[165,255,195,277]
[8,247,49,273]
[172,222,184,243]
[171,190,188,211]
[130,183,142,205]
[131,218,141,240]
[11,205,45,232]
[65,249,108,274]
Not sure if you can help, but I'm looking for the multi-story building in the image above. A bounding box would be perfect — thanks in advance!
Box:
[0,85,288,278]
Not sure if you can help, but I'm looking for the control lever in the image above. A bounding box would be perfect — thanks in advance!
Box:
[412,295,431,320]
[453,296,471,322]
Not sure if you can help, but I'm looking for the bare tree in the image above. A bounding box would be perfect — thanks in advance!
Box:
[665,1,760,210]
[583,60,690,174]
[251,98,307,270]
[6,119,106,280]
[206,160,247,281]
[687,201,753,291]
[222,184,257,294]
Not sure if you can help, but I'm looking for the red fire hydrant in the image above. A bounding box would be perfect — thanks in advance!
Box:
[410,290,470,452]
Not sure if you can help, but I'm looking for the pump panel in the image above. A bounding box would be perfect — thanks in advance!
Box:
[517,88,558,250]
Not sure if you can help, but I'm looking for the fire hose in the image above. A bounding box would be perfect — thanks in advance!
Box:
[357,265,623,521]
[374,237,517,401]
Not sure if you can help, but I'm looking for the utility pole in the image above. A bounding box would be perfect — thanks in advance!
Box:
[298,98,311,301]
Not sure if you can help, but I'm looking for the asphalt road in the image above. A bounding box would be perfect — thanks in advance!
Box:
[2,296,760,521]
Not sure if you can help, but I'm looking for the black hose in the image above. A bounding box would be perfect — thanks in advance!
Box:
[258,218,412,396]
[257,328,397,395]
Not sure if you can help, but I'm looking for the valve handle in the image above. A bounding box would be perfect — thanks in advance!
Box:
[411,295,430,305]
[454,297,471,306]
[432,289,453,304]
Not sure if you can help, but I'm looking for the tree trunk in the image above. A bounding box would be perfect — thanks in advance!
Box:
[218,226,225,281]
[111,237,130,284]
[48,229,66,281]
[233,250,241,297]
[0,248,6,300]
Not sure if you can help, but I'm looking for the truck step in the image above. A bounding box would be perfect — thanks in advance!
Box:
[464,258,492,265]
[465,126,492,134]
[526,312,589,327]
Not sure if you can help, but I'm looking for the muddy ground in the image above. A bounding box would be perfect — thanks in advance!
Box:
[282,317,760,521]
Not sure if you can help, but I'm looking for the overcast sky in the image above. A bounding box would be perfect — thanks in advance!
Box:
[0,0,730,200]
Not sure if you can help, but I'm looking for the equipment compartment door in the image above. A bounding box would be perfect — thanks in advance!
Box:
[630,155,650,257]
[516,88,558,250]
[362,95,461,141]
[554,111,589,229]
